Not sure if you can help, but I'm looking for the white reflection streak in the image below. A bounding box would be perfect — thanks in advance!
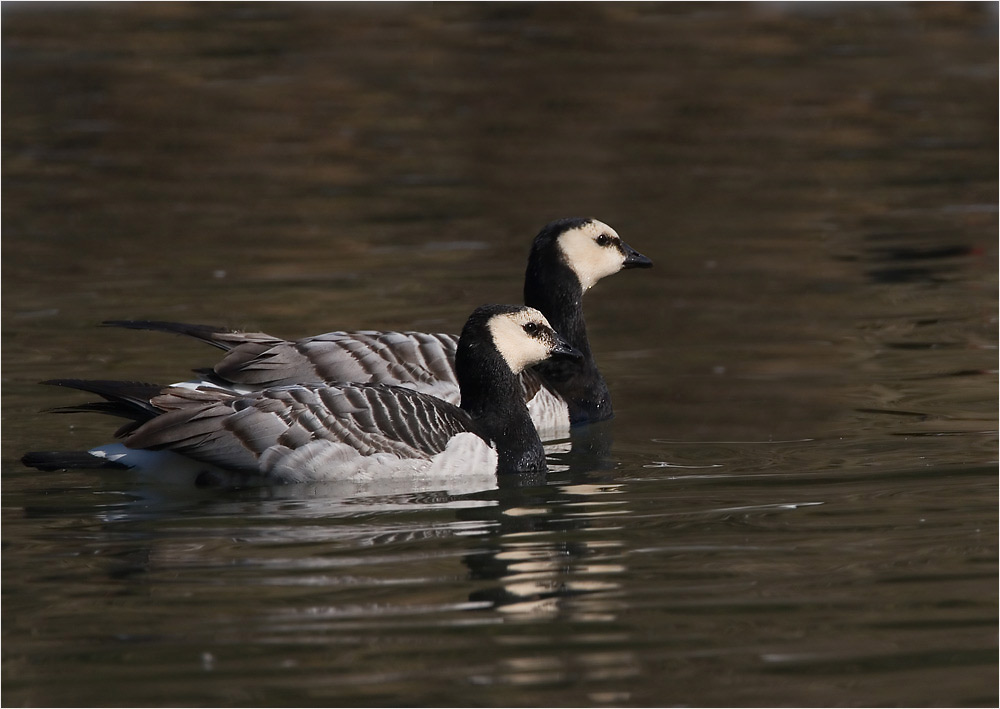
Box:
[644,461,724,469]
[622,500,825,522]
[479,649,641,687]
[651,437,817,444]
[489,534,627,620]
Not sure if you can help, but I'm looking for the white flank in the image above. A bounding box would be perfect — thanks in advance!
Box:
[258,431,499,495]
[89,444,231,486]
[90,440,500,499]
[526,388,571,441]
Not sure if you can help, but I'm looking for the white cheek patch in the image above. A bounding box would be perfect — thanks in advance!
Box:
[557,220,626,291]
[488,308,554,374]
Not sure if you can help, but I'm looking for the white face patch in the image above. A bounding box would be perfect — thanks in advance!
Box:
[488,307,558,374]
[556,220,627,291]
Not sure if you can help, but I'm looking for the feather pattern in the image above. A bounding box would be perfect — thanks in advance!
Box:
[125,382,477,482]
[179,329,566,434]
[212,331,461,398]
[105,218,650,437]
[23,305,580,485]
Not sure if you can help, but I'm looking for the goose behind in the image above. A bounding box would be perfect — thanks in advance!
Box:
[106,217,652,438]
[23,305,580,485]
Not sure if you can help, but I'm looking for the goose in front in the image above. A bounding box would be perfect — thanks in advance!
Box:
[23,305,581,485]
[107,217,652,440]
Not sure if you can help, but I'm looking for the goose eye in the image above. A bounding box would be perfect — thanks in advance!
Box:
[522,322,540,336]
[596,234,611,246]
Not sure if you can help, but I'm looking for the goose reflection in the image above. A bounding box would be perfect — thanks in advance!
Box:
[455,422,627,620]
[456,435,640,691]
[18,420,637,698]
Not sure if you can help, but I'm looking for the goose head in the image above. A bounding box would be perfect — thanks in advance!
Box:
[552,218,653,292]
[486,305,581,374]
[457,304,579,382]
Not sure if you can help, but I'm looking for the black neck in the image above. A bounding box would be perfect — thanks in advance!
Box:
[456,337,547,474]
[525,258,591,357]
[524,250,612,425]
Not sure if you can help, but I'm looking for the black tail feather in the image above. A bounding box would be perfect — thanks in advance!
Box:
[102,320,236,351]
[48,401,142,419]
[41,379,165,422]
[21,451,130,472]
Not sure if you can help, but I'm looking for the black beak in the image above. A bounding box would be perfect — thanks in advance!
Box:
[621,241,653,269]
[549,333,583,360]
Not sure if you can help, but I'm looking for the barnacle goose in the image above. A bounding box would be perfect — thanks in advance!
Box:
[22,305,581,486]
[107,218,652,440]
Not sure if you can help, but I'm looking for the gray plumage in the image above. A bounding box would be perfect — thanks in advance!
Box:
[125,382,476,482]
[25,305,582,485]
[107,218,651,437]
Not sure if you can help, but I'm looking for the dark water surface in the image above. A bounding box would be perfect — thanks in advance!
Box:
[3,4,997,706]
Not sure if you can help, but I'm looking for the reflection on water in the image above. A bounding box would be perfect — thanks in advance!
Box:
[466,482,628,621]
[3,3,996,707]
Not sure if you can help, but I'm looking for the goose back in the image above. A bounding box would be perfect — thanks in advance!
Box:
[124,383,483,484]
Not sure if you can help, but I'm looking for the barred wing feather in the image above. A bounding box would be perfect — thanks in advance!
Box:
[204,330,568,436]
[214,331,462,402]
[127,384,481,484]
